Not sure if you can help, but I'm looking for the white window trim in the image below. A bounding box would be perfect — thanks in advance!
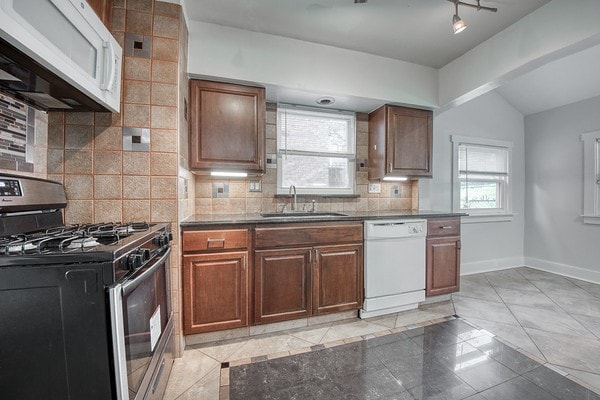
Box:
[276,104,356,196]
[581,131,600,225]
[451,135,514,223]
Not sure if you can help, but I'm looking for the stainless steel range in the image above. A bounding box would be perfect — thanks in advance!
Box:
[0,174,174,400]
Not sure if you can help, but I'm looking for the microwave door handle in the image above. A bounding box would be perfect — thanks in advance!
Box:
[121,248,171,296]
[101,40,116,91]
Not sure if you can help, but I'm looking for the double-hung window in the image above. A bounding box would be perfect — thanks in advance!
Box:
[451,135,513,221]
[277,105,356,195]
[582,131,600,224]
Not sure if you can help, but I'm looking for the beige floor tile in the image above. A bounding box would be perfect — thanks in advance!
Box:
[193,340,247,363]
[508,303,595,338]
[365,314,397,328]
[286,324,332,344]
[453,296,520,326]
[171,366,221,400]
[226,334,314,361]
[163,349,220,400]
[319,319,387,343]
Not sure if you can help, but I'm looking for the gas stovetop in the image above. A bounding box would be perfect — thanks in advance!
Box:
[0,222,153,255]
[0,222,170,269]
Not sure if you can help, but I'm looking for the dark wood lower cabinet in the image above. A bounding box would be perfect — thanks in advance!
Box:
[182,252,249,334]
[426,237,461,296]
[254,248,312,324]
[313,244,363,315]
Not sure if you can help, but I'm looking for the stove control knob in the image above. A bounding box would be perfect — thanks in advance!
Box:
[139,248,151,262]
[127,253,143,271]
[167,232,173,242]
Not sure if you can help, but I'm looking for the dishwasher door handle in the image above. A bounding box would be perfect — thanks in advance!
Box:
[372,222,406,226]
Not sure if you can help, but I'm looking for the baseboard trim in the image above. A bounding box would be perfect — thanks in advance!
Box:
[524,257,600,284]
[460,257,525,275]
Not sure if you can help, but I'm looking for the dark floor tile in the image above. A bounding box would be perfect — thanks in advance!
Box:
[372,335,426,365]
[454,358,519,391]
[386,352,454,390]
[489,346,540,374]
[478,376,559,400]
[265,351,330,391]
[364,331,409,348]
[408,371,476,400]
[319,341,384,378]
[429,341,484,371]
[463,395,489,400]
[436,319,482,337]
[405,324,444,338]
[333,363,409,400]
[411,329,463,353]
[279,376,345,400]
[524,366,600,400]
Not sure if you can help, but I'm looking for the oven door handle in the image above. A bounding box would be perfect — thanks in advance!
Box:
[122,248,171,296]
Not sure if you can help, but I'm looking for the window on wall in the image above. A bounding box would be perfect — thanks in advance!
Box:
[451,135,513,221]
[277,105,356,195]
[582,131,600,224]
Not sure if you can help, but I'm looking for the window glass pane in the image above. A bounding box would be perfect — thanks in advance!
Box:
[278,108,355,154]
[459,144,508,174]
[460,180,500,209]
[280,155,350,189]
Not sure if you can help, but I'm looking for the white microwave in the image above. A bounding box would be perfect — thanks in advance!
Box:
[0,0,122,112]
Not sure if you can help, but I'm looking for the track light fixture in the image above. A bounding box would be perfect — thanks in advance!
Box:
[448,0,498,34]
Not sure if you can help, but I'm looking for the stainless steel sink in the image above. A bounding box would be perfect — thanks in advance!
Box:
[261,212,347,218]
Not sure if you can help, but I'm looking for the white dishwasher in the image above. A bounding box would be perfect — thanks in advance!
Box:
[360,219,427,319]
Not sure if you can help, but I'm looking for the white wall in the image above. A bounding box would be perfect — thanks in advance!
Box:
[422,91,525,274]
[524,95,600,282]
[439,0,600,109]
[187,21,438,109]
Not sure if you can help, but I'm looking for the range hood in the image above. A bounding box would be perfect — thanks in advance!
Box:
[0,0,122,112]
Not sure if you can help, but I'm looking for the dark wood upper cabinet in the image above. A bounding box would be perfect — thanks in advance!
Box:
[368,105,433,180]
[87,0,113,28]
[189,80,266,173]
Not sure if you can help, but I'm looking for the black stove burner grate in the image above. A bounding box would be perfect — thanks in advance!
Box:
[0,222,152,255]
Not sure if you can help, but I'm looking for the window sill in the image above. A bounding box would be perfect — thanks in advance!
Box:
[582,215,600,225]
[461,213,514,223]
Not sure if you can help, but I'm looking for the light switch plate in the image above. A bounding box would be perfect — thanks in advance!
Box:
[368,183,381,194]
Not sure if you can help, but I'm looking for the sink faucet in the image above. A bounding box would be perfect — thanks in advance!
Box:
[289,185,297,211]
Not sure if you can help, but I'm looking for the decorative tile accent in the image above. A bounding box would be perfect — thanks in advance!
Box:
[212,183,230,198]
[0,93,33,170]
[124,33,152,58]
[123,127,150,151]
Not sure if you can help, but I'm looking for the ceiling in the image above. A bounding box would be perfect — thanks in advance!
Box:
[182,0,600,116]
[183,0,551,69]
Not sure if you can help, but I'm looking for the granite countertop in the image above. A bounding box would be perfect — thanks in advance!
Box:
[180,210,467,227]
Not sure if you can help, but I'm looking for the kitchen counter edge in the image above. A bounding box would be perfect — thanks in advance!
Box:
[180,211,467,228]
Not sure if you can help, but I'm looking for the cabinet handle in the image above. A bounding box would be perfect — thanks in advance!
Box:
[439,226,454,229]
[207,238,225,248]
[309,251,312,264]
[388,162,392,173]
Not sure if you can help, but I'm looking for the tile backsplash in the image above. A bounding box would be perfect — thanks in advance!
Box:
[194,108,419,213]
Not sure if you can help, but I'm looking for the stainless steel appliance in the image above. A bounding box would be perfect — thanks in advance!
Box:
[360,219,427,318]
[0,0,122,111]
[0,174,173,400]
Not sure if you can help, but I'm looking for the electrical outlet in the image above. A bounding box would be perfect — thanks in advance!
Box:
[391,185,401,198]
[368,183,381,194]
[249,181,262,192]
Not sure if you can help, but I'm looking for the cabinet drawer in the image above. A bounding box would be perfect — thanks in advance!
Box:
[183,229,248,252]
[255,223,363,248]
[427,218,460,237]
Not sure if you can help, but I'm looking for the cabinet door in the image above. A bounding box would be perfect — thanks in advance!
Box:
[87,0,112,27]
[254,248,312,324]
[189,80,265,172]
[313,244,363,315]
[183,252,249,334]
[386,105,432,177]
[426,237,461,296]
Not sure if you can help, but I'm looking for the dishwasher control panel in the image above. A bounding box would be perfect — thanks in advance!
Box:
[364,219,427,239]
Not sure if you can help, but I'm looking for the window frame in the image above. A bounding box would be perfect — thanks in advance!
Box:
[581,130,600,224]
[451,135,514,223]
[276,104,356,196]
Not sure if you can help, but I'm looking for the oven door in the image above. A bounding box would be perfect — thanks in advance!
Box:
[109,247,171,400]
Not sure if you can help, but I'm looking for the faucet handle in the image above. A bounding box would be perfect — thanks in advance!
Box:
[310,199,316,212]
[280,203,288,213]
